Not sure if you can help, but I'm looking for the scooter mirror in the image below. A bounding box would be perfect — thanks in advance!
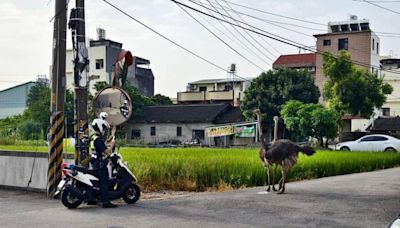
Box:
[93,86,133,126]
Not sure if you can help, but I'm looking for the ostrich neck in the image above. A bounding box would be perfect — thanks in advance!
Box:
[256,112,266,151]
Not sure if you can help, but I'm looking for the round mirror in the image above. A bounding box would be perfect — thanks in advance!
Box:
[93,86,133,126]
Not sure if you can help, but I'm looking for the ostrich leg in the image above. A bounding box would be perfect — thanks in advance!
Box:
[265,165,271,192]
[277,166,287,194]
[272,165,278,191]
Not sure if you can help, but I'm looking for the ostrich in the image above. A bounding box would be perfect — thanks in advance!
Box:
[254,109,315,194]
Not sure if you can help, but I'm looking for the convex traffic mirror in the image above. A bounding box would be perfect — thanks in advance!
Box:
[93,86,133,126]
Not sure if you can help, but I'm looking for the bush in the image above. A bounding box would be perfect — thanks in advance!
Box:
[17,121,43,140]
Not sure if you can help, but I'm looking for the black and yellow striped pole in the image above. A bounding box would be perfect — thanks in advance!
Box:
[47,0,67,198]
[47,112,65,197]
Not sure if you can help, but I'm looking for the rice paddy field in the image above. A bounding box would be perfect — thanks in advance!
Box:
[118,147,400,192]
[1,144,400,192]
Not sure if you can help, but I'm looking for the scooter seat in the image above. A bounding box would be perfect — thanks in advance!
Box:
[74,166,98,176]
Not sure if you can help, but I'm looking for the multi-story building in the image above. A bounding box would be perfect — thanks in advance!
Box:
[272,53,316,77]
[0,81,38,119]
[314,16,380,102]
[177,77,252,107]
[64,29,154,96]
[380,58,400,116]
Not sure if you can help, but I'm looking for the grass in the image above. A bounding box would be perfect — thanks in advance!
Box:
[1,145,399,191]
[119,148,400,192]
[0,140,74,153]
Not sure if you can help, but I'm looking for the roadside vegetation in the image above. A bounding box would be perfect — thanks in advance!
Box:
[1,145,399,191]
[119,147,400,192]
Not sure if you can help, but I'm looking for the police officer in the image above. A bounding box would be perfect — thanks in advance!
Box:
[90,112,117,208]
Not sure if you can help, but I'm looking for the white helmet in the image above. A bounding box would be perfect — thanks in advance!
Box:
[100,112,108,120]
[92,118,110,135]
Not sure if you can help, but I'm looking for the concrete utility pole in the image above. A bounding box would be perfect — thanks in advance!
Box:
[69,0,89,167]
[47,0,67,198]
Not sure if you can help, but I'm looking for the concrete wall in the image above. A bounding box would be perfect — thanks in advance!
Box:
[0,151,73,191]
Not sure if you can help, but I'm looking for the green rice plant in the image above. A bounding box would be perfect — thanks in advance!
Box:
[120,148,400,192]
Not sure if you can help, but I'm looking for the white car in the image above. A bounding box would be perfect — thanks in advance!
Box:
[335,134,400,152]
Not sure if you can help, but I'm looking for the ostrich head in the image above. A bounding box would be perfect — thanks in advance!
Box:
[253,109,261,115]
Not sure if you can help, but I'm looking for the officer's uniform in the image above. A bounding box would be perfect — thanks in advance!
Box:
[90,133,111,205]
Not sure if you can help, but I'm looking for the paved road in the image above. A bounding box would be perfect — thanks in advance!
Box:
[1,168,399,228]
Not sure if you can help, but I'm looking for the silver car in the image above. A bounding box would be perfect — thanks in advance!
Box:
[335,134,400,152]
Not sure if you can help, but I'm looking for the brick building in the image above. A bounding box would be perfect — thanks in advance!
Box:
[313,16,380,102]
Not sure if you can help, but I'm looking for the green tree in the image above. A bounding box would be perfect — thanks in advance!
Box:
[281,100,340,147]
[150,94,173,105]
[323,51,393,118]
[24,82,74,138]
[241,69,320,139]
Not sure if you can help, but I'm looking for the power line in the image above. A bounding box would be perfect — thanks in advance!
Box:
[210,0,400,36]
[359,0,400,14]
[101,0,253,83]
[222,0,326,26]
[191,0,325,31]
[220,0,280,58]
[208,0,275,63]
[193,0,391,57]
[175,2,266,70]
[189,5,272,65]
[193,0,313,38]
[171,0,400,74]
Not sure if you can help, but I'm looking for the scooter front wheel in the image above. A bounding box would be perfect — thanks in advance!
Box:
[123,183,141,204]
[61,189,82,209]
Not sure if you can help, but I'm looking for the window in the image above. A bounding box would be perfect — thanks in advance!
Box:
[150,126,156,136]
[177,126,182,137]
[95,59,104,69]
[372,38,375,51]
[131,129,141,139]
[323,39,331,46]
[199,86,207,92]
[383,108,390,117]
[360,136,388,142]
[377,42,379,54]
[338,38,348,50]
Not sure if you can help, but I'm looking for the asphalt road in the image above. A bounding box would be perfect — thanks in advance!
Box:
[1,168,399,228]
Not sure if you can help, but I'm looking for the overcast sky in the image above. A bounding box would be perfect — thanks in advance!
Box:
[0,0,399,97]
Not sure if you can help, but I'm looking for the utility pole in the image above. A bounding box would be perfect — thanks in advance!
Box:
[47,0,67,198]
[69,0,89,167]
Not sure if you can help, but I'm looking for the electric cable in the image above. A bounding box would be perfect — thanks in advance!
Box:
[192,0,383,57]
[216,0,280,56]
[102,0,253,83]
[49,0,71,22]
[172,0,400,74]
[189,6,272,67]
[358,0,400,14]
[26,134,40,191]
[176,2,266,70]
[199,0,273,63]
[210,0,276,61]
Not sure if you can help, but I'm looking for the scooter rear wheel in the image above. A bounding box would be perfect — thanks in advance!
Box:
[61,189,82,209]
[123,183,141,204]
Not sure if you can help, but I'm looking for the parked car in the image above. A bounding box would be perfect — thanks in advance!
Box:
[334,134,400,152]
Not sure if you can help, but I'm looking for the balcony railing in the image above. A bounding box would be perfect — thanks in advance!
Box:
[177,91,206,102]
[207,90,234,100]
